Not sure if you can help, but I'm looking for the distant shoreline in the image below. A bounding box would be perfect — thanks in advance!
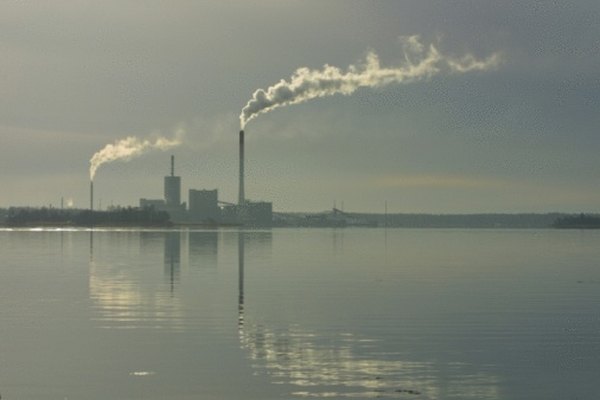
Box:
[1,207,599,229]
[553,214,600,229]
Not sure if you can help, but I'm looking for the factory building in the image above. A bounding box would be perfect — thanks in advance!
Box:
[189,189,220,223]
[140,198,166,209]
[139,155,185,222]
[136,139,273,226]
[164,177,181,206]
[220,204,238,225]
[162,156,186,221]
[164,155,181,207]
[244,201,273,227]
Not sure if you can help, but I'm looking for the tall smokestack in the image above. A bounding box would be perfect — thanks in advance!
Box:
[171,154,174,177]
[90,181,94,211]
[238,130,245,207]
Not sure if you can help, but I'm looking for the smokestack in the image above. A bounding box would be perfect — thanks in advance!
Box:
[171,154,174,177]
[238,130,245,207]
[90,181,94,211]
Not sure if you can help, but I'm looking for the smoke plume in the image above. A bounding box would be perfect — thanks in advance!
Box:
[240,36,501,128]
[89,134,182,180]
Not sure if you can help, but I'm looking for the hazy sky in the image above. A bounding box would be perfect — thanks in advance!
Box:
[2,1,599,212]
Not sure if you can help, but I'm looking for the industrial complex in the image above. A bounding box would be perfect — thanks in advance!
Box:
[140,131,272,227]
[4,128,592,229]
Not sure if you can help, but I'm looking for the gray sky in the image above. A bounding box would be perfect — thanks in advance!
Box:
[1,1,599,212]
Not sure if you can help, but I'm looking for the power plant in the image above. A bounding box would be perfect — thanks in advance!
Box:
[138,145,272,226]
[87,126,271,226]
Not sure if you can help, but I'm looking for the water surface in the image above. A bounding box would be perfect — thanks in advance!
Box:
[0,228,598,399]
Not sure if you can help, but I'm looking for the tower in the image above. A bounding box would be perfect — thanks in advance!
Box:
[164,155,181,207]
[238,130,245,207]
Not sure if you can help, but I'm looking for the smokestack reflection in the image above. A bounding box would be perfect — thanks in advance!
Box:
[238,232,245,332]
[164,232,181,294]
[237,230,272,337]
[234,231,499,398]
[89,229,94,262]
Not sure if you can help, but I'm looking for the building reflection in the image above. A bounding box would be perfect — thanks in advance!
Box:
[188,231,218,269]
[139,230,164,253]
[237,230,273,336]
[238,232,245,332]
[88,229,228,331]
[237,231,500,399]
[89,230,185,330]
[164,231,181,293]
[89,229,94,262]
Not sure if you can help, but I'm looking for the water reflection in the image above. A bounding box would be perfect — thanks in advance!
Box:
[89,229,94,261]
[238,232,245,333]
[164,231,181,293]
[88,229,237,331]
[189,231,218,269]
[4,228,599,399]
[237,231,501,399]
[89,230,185,330]
[87,228,503,398]
[237,231,272,336]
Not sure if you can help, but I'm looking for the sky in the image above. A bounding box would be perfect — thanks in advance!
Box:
[1,1,599,213]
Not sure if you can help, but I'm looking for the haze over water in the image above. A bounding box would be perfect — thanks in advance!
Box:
[1,228,599,399]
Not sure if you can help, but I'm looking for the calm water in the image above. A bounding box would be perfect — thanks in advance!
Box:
[0,228,599,399]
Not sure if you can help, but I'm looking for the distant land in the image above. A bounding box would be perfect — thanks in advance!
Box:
[273,210,598,229]
[553,214,600,229]
[1,207,171,228]
[1,206,600,229]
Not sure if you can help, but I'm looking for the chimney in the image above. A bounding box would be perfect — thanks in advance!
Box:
[171,155,174,177]
[90,180,94,211]
[238,130,245,206]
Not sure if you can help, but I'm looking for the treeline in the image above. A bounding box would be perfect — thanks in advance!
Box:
[278,212,591,228]
[553,213,600,229]
[318,212,565,228]
[369,213,564,228]
[5,207,171,227]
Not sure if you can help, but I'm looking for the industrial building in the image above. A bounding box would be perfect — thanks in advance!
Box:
[138,152,272,226]
[139,155,185,222]
[189,189,219,223]
[243,200,273,227]
[139,198,166,209]
[164,158,181,207]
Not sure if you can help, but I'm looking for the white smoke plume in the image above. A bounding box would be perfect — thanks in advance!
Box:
[89,133,182,180]
[240,35,501,128]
